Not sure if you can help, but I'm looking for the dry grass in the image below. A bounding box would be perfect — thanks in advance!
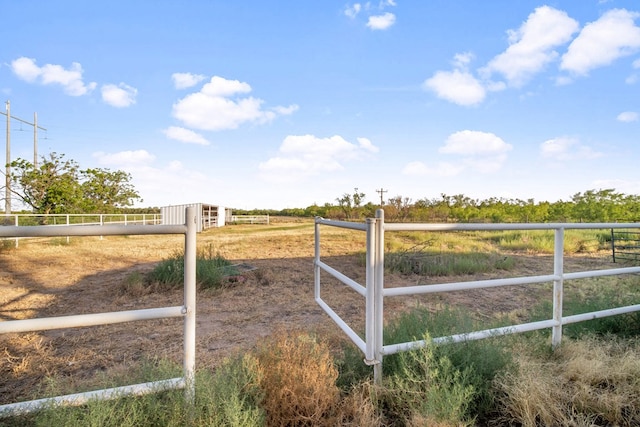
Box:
[252,330,341,426]
[494,337,640,426]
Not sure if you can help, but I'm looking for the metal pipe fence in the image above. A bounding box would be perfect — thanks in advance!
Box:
[0,207,197,417]
[1,213,161,227]
[314,210,640,383]
[230,214,270,224]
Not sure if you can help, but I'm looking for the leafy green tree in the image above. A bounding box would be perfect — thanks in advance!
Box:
[80,168,141,213]
[9,152,141,215]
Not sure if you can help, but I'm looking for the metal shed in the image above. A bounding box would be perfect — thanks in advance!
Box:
[160,203,230,232]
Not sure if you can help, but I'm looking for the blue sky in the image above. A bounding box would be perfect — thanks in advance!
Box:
[2,1,639,210]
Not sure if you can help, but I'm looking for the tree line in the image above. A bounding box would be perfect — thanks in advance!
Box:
[235,188,640,223]
[6,153,639,224]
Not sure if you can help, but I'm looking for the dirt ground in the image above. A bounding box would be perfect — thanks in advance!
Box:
[0,220,613,405]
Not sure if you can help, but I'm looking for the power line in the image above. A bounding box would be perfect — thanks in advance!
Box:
[2,100,47,214]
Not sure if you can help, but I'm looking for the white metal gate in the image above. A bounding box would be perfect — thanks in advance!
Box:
[0,207,197,417]
[315,210,640,382]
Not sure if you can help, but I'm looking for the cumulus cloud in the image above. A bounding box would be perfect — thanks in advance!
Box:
[561,9,640,76]
[345,1,397,30]
[172,76,298,131]
[367,12,396,30]
[482,6,579,86]
[423,69,486,106]
[438,130,512,173]
[10,57,97,96]
[101,83,137,107]
[93,149,156,166]
[617,111,639,122]
[440,130,512,155]
[403,130,511,177]
[344,3,361,19]
[163,126,210,145]
[357,137,379,153]
[540,137,603,160]
[259,134,379,180]
[172,72,207,89]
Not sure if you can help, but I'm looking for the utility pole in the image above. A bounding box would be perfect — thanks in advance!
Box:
[5,101,9,215]
[34,112,38,167]
[0,100,47,214]
[376,188,387,207]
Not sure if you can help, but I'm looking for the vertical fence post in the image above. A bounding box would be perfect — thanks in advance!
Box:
[183,206,197,403]
[552,227,564,348]
[364,218,377,375]
[314,218,321,302]
[14,215,18,248]
[373,209,385,383]
[610,229,616,263]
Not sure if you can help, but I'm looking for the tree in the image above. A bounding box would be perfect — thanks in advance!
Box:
[80,168,142,213]
[9,152,141,215]
[336,188,366,220]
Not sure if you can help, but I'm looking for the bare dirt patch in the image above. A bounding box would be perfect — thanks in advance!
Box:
[0,221,613,404]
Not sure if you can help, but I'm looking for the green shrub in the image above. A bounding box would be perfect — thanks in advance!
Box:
[385,251,515,276]
[381,306,514,422]
[205,355,265,427]
[147,245,237,290]
[382,333,476,426]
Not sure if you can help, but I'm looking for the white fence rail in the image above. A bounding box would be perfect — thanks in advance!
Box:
[230,214,270,224]
[0,207,197,417]
[314,210,640,383]
[1,213,161,227]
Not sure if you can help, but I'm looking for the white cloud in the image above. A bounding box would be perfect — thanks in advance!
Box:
[440,130,512,155]
[163,126,210,145]
[201,76,252,97]
[273,104,300,115]
[101,83,137,108]
[540,137,603,160]
[405,131,511,177]
[172,72,207,89]
[10,57,97,96]
[423,69,486,106]
[452,52,474,69]
[93,149,156,166]
[259,134,379,180]
[561,9,640,75]
[617,111,639,122]
[367,12,396,30]
[357,137,379,153]
[172,76,298,131]
[482,6,579,86]
[344,3,361,19]
[93,150,220,207]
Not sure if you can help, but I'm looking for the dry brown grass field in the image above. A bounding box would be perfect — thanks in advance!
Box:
[0,218,612,406]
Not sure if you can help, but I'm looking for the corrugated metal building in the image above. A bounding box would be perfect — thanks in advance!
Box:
[160,203,231,232]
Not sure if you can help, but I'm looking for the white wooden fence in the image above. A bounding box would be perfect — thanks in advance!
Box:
[0,207,197,417]
[314,209,640,383]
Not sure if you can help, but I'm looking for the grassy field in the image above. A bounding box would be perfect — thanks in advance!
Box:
[1,218,639,425]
